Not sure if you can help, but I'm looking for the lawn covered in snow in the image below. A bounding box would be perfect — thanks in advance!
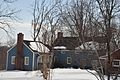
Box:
[51,69,99,80]
[0,70,43,80]
[0,68,118,80]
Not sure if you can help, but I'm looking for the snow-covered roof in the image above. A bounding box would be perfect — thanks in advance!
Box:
[29,42,50,53]
[53,46,66,50]
[75,41,99,50]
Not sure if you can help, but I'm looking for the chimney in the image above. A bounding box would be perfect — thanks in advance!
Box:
[15,33,24,70]
[58,32,63,39]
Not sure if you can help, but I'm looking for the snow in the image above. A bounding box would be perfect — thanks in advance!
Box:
[0,70,43,80]
[54,46,66,49]
[76,41,99,50]
[29,42,50,53]
[0,68,116,80]
[51,69,99,80]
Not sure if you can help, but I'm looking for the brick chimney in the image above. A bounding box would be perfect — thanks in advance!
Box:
[57,32,63,46]
[58,32,63,39]
[15,33,24,70]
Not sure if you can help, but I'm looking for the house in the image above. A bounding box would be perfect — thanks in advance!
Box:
[6,33,40,71]
[52,32,107,69]
[100,49,120,74]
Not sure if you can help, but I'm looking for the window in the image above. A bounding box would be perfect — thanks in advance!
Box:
[11,56,15,64]
[24,57,29,65]
[112,59,120,67]
[67,57,72,64]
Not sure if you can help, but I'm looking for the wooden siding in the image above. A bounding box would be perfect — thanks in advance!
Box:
[23,44,33,71]
[6,43,35,71]
[34,53,39,70]
[7,45,17,70]
[52,50,96,69]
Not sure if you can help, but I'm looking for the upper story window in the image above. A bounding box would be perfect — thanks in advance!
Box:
[67,57,72,64]
[11,56,15,64]
[112,59,120,67]
[24,57,29,65]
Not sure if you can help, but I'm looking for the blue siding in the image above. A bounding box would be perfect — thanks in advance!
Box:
[6,43,38,71]
[34,54,39,70]
[53,50,79,68]
[23,45,33,71]
[53,50,93,69]
[7,45,17,70]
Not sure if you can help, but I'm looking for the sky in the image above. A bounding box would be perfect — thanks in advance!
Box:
[0,0,35,44]
[1,0,66,44]
[11,0,34,39]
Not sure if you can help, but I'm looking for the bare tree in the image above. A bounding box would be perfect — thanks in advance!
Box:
[0,0,19,31]
[95,0,120,80]
[0,0,19,44]
[31,0,60,79]
[58,0,120,80]
[31,0,120,80]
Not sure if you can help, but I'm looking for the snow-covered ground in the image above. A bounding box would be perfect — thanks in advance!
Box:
[0,70,43,80]
[51,69,99,80]
[0,68,118,80]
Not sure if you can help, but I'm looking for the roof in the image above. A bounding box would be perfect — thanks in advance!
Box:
[24,40,50,53]
[7,40,50,54]
[54,46,66,50]
[53,36,107,50]
[111,49,120,59]
[53,37,80,50]
[100,49,120,60]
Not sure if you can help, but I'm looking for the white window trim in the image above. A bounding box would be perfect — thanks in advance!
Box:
[24,57,29,65]
[67,57,72,64]
[112,59,120,67]
[11,56,15,65]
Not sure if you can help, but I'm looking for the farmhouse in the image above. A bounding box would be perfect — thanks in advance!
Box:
[6,33,40,71]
